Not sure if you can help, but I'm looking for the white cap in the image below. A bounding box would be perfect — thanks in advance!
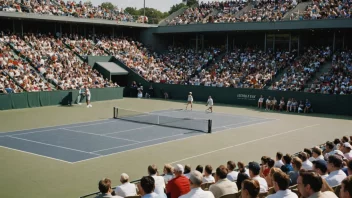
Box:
[120,173,129,180]
[189,92,192,94]
[343,142,352,149]
[174,164,184,173]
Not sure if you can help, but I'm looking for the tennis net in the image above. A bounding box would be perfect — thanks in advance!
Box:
[113,108,212,133]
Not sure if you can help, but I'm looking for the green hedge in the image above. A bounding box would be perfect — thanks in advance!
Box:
[0,87,124,110]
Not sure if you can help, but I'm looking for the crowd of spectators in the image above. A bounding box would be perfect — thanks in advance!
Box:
[93,135,352,198]
[258,95,313,113]
[208,0,245,23]
[272,46,330,92]
[307,50,352,95]
[300,0,352,20]
[0,0,136,23]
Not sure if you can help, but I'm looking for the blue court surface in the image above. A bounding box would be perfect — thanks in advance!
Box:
[0,109,275,163]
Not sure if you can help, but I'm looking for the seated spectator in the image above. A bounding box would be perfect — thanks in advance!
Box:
[313,160,329,180]
[326,155,347,187]
[209,165,238,198]
[195,165,203,174]
[237,161,250,190]
[148,165,166,197]
[266,167,283,188]
[226,160,238,181]
[96,178,122,198]
[304,148,314,162]
[340,176,352,198]
[241,179,260,198]
[266,171,298,198]
[274,152,284,168]
[281,154,294,174]
[260,157,274,177]
[163,164,174,184]
[312,147,324,161]
[300,152,313,170]
[114,173,137,197]
[297,170,338,198]
[179,170,215,198]
[289,157,302,185]
[343,143,352,160]
[203,165,215,183]
[184,165,192,178]
[137,176,161,198]
[324,141,336,160]
[304,99,312,113]
[248,162,268,193]
[166,164,190,198]
[298,101,305,113]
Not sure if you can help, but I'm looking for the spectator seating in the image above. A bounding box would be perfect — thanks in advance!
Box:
[300,0,352,20]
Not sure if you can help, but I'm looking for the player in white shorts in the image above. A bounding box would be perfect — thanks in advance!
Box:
[85,86,92,108]
[258,95,264,109]
[206,96,213,113]
[186,92,193,111]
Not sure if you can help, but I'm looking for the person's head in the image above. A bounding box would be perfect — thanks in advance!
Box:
[292,157,303,171]
[341,176,352,198]
[120,173,129,184]
[138,176,155,195]
[215,165,228,181]
[189,170,203,188]
[173,164,184,177]
[204,165,213,176]
[261,156,269,165]
[248,162,261,178]
[297,170,323,197]
[241,179,260,198]
[189,92,192,95]
[334,138,341,145]
[163,164,173,175]
[237,161,245,172]
[342,136,349,143]
[348,160,352,176]
[326,141,335,152]
[184,164,191,174]
[304,148,312,158]
[276,152,283,161]
[343,142,352,154]
[98,178,113,194]
[267,158,275,169]
[272,171,290,192]
[227,160,236,171]
[269,167,283,181]
[208,96,212,99]
[299,152,309,162]
[196,165,203,173]
[312,147,322,158]
[148,164,158,175]
[282,154,292,165]
[312,160,328,176]
[327,155,343,172]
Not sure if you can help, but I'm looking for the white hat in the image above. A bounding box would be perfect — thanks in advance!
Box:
[120,173,129,180]
[343,142,352,149]
[174,164,184,173]
[189,92,192,94]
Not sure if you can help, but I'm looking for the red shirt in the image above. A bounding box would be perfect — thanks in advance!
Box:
[166,175,190,198]
[263,168,270,177]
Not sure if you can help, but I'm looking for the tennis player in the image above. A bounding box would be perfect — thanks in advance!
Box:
[186,92,193,111]
[206,96,213,113]
[85,85,92,108]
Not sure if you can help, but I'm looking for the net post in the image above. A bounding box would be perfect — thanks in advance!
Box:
[113,107,118,119]
[208,119,212,133]
[157,116,160,125]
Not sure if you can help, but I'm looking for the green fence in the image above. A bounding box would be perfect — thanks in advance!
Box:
[0,87,124,110]
[137,84,352,116]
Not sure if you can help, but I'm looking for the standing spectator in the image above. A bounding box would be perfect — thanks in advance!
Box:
[148,165,167,197]
[241,179,260,198]
[227,160,238,181]
[203,165,215,183]
[137,176,162,198]
[179,171,215,198]
[258,95,264,108]
[163,164,174,185]
[300,152,313,170]
[114,173,137,197]
[325,155,347,187]
[166,164,190,198]
[266,171,298,198]
[96,178,122,198]
[289,157,302,185]
[313,160,329,179]
[237,161,250,190]
[275,152,284,168]
[248,162,268,193]
[184,165,192,178]
[281,154,294,174]
[343,143,352,160]
[209,165,238,198]
[297,171,338,198]
[340,176,352,198]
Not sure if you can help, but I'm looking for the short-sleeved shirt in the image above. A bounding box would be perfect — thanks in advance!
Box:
[166,175,190,198]
[187,95,193,102]
[207,98,213,106]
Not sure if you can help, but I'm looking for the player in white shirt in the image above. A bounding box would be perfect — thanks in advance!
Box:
[258,95,264,109]
[206,96,213,113]
[186,92,193,111]
[85,86,92,108]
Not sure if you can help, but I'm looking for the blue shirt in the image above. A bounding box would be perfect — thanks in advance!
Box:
[281,164,293,174]
[306,102,311,107]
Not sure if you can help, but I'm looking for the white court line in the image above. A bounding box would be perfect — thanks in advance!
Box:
[8,136,100,156]
[167,124,320,164]
[91,133,185,153]
[0,145,73,164]
[64,120,117,129]
[213,119,267,130]
[61,128,140,143]
[104,125,155,135]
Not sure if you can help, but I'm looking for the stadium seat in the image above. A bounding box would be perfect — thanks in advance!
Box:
[268,187,275,195]
[219,193,237,198]
[200,182,213,190]
[258,192,268,198]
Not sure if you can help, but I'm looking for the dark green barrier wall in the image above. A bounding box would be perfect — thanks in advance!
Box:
[147,84,352,116]
[0,87,124,110]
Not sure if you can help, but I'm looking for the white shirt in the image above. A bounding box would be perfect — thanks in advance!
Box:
[344,151,352,160]
[163,174,174,184]
[325,169,347,187]
[252,175,268,193]
[207,98,214,106]
[141,192,164,198]
[151,175,166,195]
[274,160,284,168]
[85,88,90,96]
[226,171,238,182]
[302,160,313,170]
[321,174,329,180]
[115,182,137,197]
[179,187,215,198]
[184,173,191,179]
[203,175,215,183]
[188,95,193,102]
[266,189,298,198]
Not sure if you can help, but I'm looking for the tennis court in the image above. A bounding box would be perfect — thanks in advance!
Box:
[0,108,274,163]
